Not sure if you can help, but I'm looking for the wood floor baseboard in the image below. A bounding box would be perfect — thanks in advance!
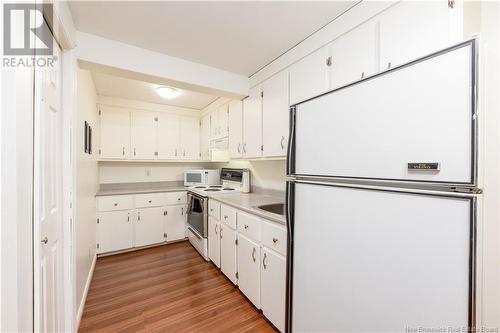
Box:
[76,253,97,331]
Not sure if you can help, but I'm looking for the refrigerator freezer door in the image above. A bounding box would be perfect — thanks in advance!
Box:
[288,182,474,332]
[291,40,477,186]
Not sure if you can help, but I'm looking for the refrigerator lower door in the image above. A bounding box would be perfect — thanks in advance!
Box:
[287,181,475,332]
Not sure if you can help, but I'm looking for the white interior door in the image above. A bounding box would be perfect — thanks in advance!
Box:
[131,111,157,160]
[34,41,64,333]
[99,106,130,159]
[262,70,289,157]
[294,41,475,184]
[291,182,473,332]
[157,114,180,159]
[228,100,243,158]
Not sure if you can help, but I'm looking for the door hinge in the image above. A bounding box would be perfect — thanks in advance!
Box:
[235,239,238,245]
[164,210,168,216]
[97,218,99,224]
[260,91,264,98]
[99,149,101,155]
[96,243,100,249]
[448,0,455,8]
[154,116,158,122]
[451,187,482,194]
[98,109,101,116]
[164,233,168,238]
[154,152,158,156]
[261,145,264,151]
[236,272,239,279]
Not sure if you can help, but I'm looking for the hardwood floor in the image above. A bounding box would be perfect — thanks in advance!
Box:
[79,241,278,333]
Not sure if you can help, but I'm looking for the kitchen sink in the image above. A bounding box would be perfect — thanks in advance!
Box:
[255,203,285,216]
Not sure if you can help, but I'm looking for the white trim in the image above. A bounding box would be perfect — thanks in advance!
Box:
[76,254,97,330]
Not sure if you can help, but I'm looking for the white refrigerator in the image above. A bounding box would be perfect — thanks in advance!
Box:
[285,38,479,332]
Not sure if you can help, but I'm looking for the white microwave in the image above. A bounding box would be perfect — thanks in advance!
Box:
[184,169,220,187]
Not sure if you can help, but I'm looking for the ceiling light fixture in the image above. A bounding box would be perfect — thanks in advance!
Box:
[156,86,182,99]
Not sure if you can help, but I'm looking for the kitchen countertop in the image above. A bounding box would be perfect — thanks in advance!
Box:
[95,181,188,196]
[209,192,286,225]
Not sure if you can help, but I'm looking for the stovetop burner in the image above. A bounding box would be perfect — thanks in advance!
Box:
[223,188,235,191]
[209,185,223,188]
[194,186,207,188]
[204,188,221,192]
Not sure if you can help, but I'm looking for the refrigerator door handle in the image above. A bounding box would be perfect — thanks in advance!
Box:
[286,106,296,176]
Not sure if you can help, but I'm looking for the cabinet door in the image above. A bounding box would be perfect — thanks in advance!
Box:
[131,111,157,160]
[97,210,134,253]
[262,70,289,158]
[99,106,130,159]
[228,100,243,159]
[135,207,164,247]
[180,117,200,160]
[261,248,286,332]
[220,223,237,285]
[237,234,260,308]
[208,216,220,268]
[218,104,229,138]
[379,1,455,71]
[242,86,262,159]
[289,45,330,105]
[200,114,211,161]
[165,205,187,242]
[330,21,377,89]
[157,114,180,159]
[210,110,219,140]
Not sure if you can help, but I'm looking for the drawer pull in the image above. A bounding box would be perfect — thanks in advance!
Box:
[263,253,267,269]
[114,203,118,206]
[224,215,228,219]
[252,248,256,262]
[272,237,278,244]
[177,197,181,201]
[148,200,152,203]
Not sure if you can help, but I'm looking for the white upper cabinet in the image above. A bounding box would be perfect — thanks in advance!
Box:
[329,20,377,89]
[130,111,157,160]
[289,45,330,105]
[200,114,211,161]
[210,109,219,140]
[242,86,263,158]
[157,114,180,160]
[218,104,229,138]
[180,117,200,160]
[379,1,459,71]
[262,70,289,158]
[99,106,130,159]
[228,100,243,159]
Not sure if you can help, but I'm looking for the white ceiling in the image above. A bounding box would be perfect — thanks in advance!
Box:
[91,72,219,110]
[69,1,357,76]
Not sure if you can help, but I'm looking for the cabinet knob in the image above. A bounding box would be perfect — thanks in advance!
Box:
[326,56,333,67]
[148,200,152,203]
[224,215,228,219]
[244,224,249,230]
[272,237,278,244]
[114,203,118,206]
[41,237,48,244]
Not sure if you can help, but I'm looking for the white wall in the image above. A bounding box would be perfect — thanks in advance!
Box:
[75,69,99,318]
[99,162,213,184]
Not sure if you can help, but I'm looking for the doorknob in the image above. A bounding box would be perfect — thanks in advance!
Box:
[41,237,48,244]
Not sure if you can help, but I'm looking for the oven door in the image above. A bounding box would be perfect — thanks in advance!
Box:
[187,193,207,238]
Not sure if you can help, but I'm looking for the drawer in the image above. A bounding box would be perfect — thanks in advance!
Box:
[165,192,187,205]
[261,220,287,256]
[135,193,166,208]
[220,204,237,229]
[208,200,221,220]
[237,211,261,242]
[97,195,134,212]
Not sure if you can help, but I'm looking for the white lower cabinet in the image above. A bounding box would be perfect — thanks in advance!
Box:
[220,222,238,285]
[97,210,134,253]
[135,207,165,247]
[208,216,220,267]
[261,248,286,332]
[237,233,261,308]
[164,205,187,242]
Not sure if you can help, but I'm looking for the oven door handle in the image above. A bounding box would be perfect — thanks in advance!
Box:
[188,227,202,240]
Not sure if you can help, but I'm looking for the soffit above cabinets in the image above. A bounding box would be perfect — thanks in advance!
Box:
[69,1,357,76]
[91,72,219,110]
